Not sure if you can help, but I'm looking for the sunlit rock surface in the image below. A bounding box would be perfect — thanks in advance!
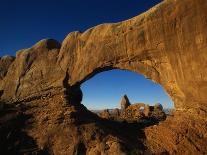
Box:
[0,0,207,154]
[98,95,167,122]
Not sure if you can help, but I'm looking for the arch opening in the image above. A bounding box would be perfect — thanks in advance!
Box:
[80,69,175,115]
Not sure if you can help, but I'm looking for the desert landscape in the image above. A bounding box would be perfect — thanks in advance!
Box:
[0,0,207,154]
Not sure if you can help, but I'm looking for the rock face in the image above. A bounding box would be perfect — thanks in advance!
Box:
[154,103,163,111]
[99,109,111,119]
[144,105,150,117]
[113,108,120,117]
[0,0,207,154]
[0,56,15,80]
[121,103,145,120]
[119,99,166,121]
[120,95,131,110]
[0,39,63,102]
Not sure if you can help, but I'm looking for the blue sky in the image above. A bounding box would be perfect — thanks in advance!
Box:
[81,70,174,110]
[0,0,162,56]
[0,0,174,109]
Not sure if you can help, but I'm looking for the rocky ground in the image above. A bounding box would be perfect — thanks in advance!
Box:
[0,0,207,154]
[0,102,48,154]
[0,94,169,155]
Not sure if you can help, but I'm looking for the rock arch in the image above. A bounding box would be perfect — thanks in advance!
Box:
[1,0,206,112]
[58,0,207,112]
[0,0,206,154]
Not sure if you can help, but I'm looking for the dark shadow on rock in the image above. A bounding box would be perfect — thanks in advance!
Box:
[67,103,164,153]
[0,90,3,98]
[75,142,87,155]
[0,102,50,155]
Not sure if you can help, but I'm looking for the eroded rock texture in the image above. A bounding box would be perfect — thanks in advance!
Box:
[0,0,207,154]
[98,95,166,122]
[0,56,15,80]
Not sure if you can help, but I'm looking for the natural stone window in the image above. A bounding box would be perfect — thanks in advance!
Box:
[81,69,174,112]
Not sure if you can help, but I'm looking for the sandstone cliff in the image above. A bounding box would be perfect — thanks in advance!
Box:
[0,0,207,154]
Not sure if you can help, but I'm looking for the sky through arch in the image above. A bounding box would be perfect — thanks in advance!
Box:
[81,69,174,110]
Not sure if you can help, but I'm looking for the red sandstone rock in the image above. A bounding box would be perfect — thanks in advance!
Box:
[0,56,15,80]
[120,95,131,110]
[0,0,207,154]
[144,104,150,117]
[99,109,111,119]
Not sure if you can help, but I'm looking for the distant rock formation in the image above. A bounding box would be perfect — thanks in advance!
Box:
[154,103,163,111]
[99,95,166,122]
[123,97,166,121]
[121,103,146,120]
[99,109,110,119]
[113,108,120,117]
[151,103,166,120]
[144,104,150,117]
[120,95,131,110]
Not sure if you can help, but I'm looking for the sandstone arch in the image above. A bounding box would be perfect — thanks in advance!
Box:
[57,0,207,112]
[0,0,207,154]
[1,0,206,111]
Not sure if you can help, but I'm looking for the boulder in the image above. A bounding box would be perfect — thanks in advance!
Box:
[154,103,163,111]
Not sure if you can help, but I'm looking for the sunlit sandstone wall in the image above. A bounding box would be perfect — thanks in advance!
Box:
[0,0,206,113]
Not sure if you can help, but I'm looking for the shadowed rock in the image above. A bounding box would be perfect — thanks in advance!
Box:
[154,103,163,111]
[113,108,120,117]
[0,0,207,154]
[0,56,15,80]
[99,109,111,119]
[121,95,131,110]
